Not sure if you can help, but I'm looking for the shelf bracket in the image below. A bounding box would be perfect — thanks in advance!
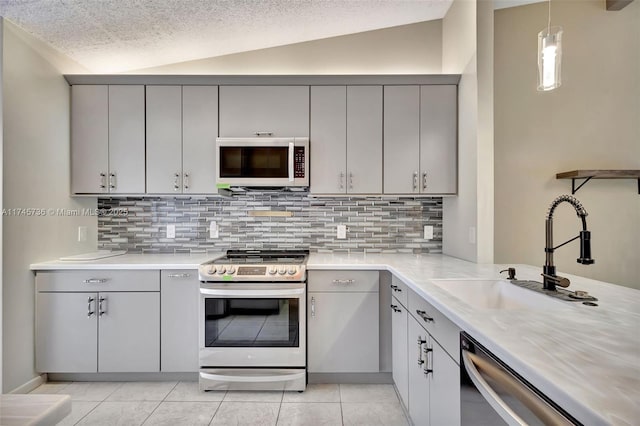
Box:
[571,176,594,194]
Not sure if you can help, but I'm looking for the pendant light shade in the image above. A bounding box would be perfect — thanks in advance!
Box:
[537,26,563,91]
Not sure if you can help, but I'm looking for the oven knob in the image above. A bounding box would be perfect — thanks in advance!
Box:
[277,267,286,275]
[287,267,297,275]
[208,266,216,275]
[217,266,226,275]
[227,266,236,274]
[268,267,277,275]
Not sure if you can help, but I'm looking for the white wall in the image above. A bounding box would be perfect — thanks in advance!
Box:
[494,0,640,289]
[0,17,4,391]
[2,21,97,392]
[132,21,443,74]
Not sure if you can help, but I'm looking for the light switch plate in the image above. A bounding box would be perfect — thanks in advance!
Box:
[337,224,347,239]
[209,221,219,239]
[423,225,434,240]
[167,224,176,239]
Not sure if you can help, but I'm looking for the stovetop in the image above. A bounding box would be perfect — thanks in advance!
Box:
[199,250,309,283]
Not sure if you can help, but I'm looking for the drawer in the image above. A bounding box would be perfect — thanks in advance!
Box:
[408,288,460,363]
[36,270,160,292]
[308,270,379,292]
[390,275,408,307]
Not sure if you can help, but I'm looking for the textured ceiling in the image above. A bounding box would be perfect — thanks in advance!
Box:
[0,0,456,73]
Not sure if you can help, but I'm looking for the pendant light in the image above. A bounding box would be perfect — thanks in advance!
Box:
[537,0,563,91]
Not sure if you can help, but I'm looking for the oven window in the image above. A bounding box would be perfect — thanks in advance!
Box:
[219,147,288,178]
[204,298,299,347]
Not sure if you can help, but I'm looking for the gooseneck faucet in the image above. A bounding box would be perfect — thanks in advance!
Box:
[543,195,594,291]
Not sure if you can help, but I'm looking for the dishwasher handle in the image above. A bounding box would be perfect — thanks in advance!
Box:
[462,349,573,426]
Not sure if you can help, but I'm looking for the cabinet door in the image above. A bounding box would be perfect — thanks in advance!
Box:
[408,316,430,426]
[308,291,379,373]
[310,86,347,194]
[98,292,160,372]
[391,298,409,409]
[183,86,218,194]
[71,85,109,194]
[430,339,460,426]
[109,85,146,193]
[384,86,420,194]
[146,86,183,194]
[161,270,199,372]
[36,292,98,372]
[347,86,383,194]
[219,86,309,137]
[420,85,457,194]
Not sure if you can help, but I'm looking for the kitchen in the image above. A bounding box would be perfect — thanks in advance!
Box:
[1,0,639,425]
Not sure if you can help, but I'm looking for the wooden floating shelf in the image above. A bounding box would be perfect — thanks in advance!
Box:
[556,170,640,194]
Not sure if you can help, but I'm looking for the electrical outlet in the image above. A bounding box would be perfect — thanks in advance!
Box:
[209,221,219,239]
[167,224,176,239]
[468,226,476,244]
[337,224,347,239]
[423,225,434,240]
[77,226,87,242]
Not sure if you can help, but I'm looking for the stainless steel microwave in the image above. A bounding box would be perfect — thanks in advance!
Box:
[215,137,309,188]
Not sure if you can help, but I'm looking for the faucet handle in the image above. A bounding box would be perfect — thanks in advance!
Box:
[541,273,571,288]
[500,267,517,280]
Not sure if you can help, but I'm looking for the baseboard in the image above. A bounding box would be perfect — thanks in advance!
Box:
[308,372,392,384]
[9,374,47,394]
[48,372,198,382]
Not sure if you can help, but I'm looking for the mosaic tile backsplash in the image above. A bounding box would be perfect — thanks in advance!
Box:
[98,193,443,254]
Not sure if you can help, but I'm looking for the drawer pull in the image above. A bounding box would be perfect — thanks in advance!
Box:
[417,336,427,366]
[83,278,108,284]
[311,297,316,317]
[416,309,434,323]
[332,279,355,284]
[390,304,401,313]
[254,131,273,137]
[390,284,402,292]
[167,273,191,278]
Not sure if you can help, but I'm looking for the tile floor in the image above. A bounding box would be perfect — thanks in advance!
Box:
[30,381,409,425]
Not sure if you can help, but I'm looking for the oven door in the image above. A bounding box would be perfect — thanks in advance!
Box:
[199,283,306,368]
[215,137,309,187]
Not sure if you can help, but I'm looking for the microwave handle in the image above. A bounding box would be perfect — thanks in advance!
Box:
[288,142,295,182]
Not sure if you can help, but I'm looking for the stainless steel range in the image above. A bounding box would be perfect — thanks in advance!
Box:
[198,250,308,392]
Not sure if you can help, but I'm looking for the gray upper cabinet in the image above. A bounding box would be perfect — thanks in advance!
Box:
[310,86,347,194]
[219,86,309,137]
[146,86,183,194]
[146,86,219,194]
[71,85,145,194]
[310,85,383,195]
[384,86,421,194]
[346,86,383,194]
[420,85,457,194]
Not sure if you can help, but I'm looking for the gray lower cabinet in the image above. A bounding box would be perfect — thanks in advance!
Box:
[160,270,199,372]
[391,295,409,408]
[35,270,160,373]
[307,270,379,373]
[219,86,309,137]
[146,86,218,194]
[408,314,431,426]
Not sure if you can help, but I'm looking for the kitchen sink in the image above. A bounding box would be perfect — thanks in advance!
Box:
[430,279,564,310]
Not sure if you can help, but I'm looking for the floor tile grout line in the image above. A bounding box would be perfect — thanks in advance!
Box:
[140,380,181,425]
[339,384,345,426]
[71,400,102,426]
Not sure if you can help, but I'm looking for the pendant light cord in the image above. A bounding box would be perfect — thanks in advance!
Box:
[547,0,552,33]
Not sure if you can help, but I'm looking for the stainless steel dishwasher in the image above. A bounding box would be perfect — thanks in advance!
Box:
[460,332,581,425]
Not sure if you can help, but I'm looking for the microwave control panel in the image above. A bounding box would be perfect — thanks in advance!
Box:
[294,147,306,178]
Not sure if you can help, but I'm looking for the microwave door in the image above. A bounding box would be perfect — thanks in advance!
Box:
[217,142,292,186]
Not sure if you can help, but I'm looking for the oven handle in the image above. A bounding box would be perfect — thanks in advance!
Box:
[200,370,305,383]
[199,287,305,298]
[462,349,572,426]
[288,142,295,182]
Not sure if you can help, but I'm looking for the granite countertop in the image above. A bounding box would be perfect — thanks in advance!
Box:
[30,252,640,425]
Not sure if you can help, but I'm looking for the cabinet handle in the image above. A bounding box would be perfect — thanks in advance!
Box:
[109,173,116,190]
[417,336,427,366]
[99,173,107,190]
[390,304,401,313]
[390,284,402,293]
[83,278,108,284]
[99,296,106,316]
[332,279,355,284]
[183,173,190,191]
[87,297,95,318]
[311,296,315,317]
[413,172,418,192]
[174,173,180,191]
[416,309,434,323]
[422,172,427,191]
[424,344,433,376]
[167,273,191,278]
[339,173,345,191]
[254,132,273,137]
[349,172,354,190]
